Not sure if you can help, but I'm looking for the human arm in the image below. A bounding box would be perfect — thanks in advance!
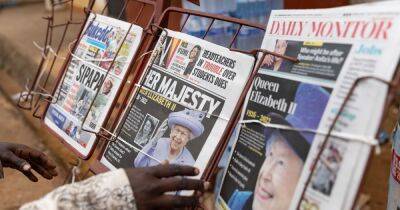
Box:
[21,164,210,210]
[0,142,57,182]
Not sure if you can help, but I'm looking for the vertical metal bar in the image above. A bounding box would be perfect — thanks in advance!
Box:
[229,24,242,48]
[117,0,129,20]
[202,18,215,39]
[134,2,145,24]
[25,18,52,97]
[70,0,74,20]
[35,22,71,111]
[43,23,70,90]
[180,14,190,32]
[101,0,110,15]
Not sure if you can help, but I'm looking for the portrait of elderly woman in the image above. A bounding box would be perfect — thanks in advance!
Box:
[134,115,159,147]
[227,83,330,210]
[183,45,202,76]
[134,109,205,167]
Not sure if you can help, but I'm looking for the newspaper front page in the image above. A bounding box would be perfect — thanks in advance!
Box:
[217,4,400,210]
[99,29,255,179]
[44,13,143,157]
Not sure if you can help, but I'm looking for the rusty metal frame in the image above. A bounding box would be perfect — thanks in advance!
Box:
[20,0,157,159]
[17,0,80,111]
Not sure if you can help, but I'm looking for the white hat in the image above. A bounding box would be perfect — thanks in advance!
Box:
[168,109,205,138]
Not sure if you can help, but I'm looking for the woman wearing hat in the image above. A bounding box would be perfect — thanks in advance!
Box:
[227,83,330,210]
[134,109,205,167]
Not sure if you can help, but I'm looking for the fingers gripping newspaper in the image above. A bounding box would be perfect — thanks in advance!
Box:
[44,14,143,158]
[217,4,400,210]
[99,29,255,180]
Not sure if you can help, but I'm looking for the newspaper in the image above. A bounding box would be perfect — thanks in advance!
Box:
[44,13,143,157]
[217,3,400,210]
[99,29,255,180]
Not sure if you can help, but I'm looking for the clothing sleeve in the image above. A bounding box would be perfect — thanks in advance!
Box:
[20,169,137,210]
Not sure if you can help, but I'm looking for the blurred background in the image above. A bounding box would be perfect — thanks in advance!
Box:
[0,0,395,209]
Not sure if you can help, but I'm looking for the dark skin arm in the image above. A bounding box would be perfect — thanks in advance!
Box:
[126,163,211,210]
[0,142,58,182]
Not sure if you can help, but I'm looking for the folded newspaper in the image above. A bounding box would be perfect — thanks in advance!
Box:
[216,3,400,210]
[44,13,143,158]
[98,29,255,179]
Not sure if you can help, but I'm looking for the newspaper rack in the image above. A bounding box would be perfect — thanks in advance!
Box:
[90,6,400,206]
[18,0,158,159]
[89,6,269,174]
[16,2,400,209]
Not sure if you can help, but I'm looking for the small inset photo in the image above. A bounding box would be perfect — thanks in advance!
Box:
[134,114,159,147]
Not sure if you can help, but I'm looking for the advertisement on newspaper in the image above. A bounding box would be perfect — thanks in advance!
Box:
[217,3,400,210]
[44,13,143,157]
[99,29,255,179]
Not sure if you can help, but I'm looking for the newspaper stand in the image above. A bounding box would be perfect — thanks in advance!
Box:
[89,7,271,174]
[16,2,400,209]
[18,0,159,159]
[91,6,400,206]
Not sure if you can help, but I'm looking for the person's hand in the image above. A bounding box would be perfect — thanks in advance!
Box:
[0,142,58,182]
[125,163,211,210]
[151,119,168,146]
